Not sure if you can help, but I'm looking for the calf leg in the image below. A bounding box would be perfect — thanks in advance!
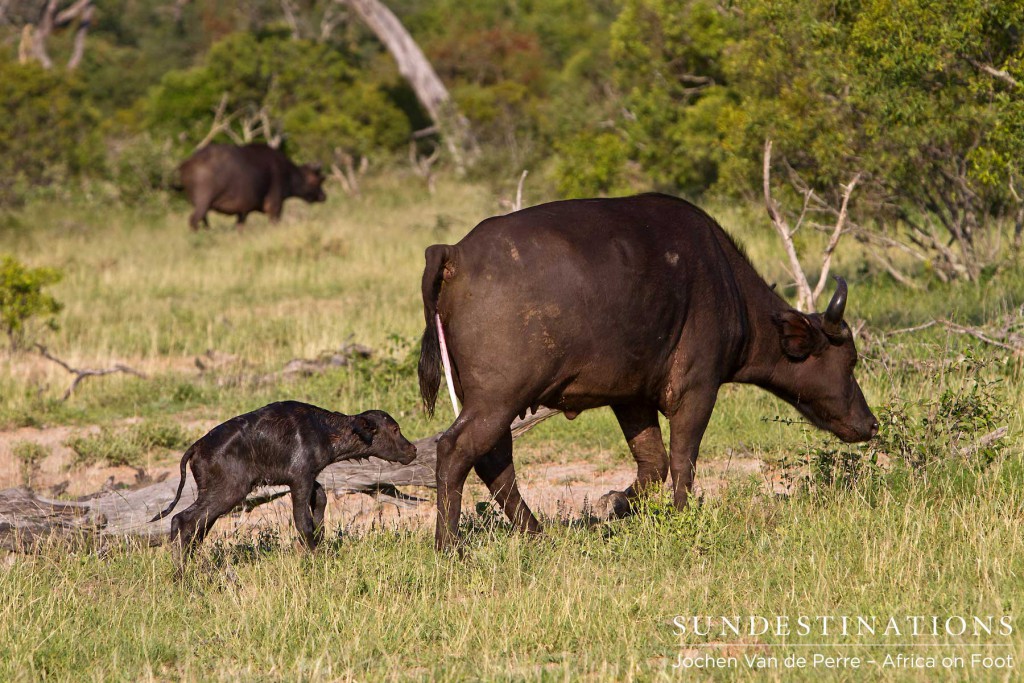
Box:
[288,481,315,548]
[170,479,252,574]
[667,389,717,510]
[310,481,327,547]
[473,429,541,535]
[235,212,248,231]
[290,481,325,548]
[598,403,669,519]
[435,408,517,552]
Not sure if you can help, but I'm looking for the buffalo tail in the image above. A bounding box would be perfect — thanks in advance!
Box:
[418,244,454,417]
[149,444,196,522]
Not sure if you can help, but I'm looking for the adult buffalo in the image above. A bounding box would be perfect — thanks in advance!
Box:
[418,193,877,551]
[179,143,326,230]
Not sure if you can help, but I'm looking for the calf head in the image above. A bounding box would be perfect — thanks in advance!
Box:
[770,278,878,443]
[296,163,327,203]
[350,410,418,464]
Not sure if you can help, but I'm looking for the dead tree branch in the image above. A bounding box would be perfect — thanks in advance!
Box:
[17,0,93,70]
[193,93,241,150]
[35,345,147,401]
[958,427,1008,458]
[811,172,861,302]
[513,170,528,212]
[882,317,1024,353]
[409,140,440,194]
[967,58,1021,89]
[763,139,861,310]
[280,0,301,39]
[940,319,1021,352]
[331,150,368,196]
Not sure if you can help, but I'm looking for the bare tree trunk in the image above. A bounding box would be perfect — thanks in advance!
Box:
[17,0,93,70]
[340,0,478,174]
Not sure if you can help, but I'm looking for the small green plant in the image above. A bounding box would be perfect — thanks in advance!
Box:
[12,440,50,489]
[791,355,1010,491]
[0,255,63,350]
[65,419,194,468]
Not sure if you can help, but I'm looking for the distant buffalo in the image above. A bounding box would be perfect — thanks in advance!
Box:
[178,143,326,230]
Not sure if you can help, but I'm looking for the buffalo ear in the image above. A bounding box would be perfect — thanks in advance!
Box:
[352,415,377,445]
[773,310,826,360]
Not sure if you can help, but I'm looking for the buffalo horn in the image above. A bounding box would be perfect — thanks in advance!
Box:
[822,276,847,336]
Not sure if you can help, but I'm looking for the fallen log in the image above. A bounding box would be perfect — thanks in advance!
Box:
[0,407,560,550]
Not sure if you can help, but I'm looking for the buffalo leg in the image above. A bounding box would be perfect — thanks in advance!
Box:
[598,403,668,518]
[291,480,319,551]
[264,192,283,223]
[188,205,210,231]
[473,429,541,535]
[170,479,251,575]
[667,390,717,510]
[310,481,327,547]
[435,409,515,552]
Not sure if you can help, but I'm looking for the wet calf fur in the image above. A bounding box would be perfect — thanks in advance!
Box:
[151,401,417,562]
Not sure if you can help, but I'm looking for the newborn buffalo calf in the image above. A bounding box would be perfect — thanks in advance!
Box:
[151,401,417,560]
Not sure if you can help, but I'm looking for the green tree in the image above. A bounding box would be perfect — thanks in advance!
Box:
[609,0,1024,281]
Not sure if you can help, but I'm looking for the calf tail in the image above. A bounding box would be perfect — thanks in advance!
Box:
[149,444,196,522]
[418,244,454,417]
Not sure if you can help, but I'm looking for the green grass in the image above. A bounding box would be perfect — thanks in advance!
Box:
[65,418,196,468]
[1,179,1023,680]
[2,471,1022,681]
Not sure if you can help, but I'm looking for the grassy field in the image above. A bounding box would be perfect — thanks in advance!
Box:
[1,177,1023,680]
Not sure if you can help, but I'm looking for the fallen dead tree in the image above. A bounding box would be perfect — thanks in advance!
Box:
[0,407,560,550]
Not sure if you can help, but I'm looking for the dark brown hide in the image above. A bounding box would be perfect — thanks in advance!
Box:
[179,144,326,230]
[151,401,416,568]
[418,193,877,550]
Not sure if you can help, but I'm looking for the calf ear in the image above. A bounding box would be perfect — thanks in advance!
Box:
[352,416,377,445]
[773,311,826,360]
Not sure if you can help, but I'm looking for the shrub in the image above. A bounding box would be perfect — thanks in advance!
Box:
[792,355,1009,491]
[0,59,102,206]
[0,255,63,350]
[106,133,180,202]
[12,441,50,489]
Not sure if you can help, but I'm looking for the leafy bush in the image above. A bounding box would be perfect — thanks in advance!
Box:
[66,419,195,468]
[0,255,63,350]
[555,131,635,198]
[145,30,409,163]
[106,133,180,202]
[0,59,102,206]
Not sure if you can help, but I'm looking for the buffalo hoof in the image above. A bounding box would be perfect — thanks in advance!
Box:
[595,490,632,520]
